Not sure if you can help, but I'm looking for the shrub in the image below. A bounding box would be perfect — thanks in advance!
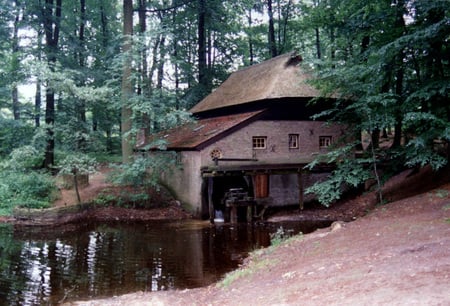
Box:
[5,145,43,171]
[108,153,176,191]
[0,117,35,157]
[0,171,56,215]
[0,146,56,215]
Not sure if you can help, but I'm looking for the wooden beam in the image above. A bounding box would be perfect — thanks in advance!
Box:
[298,171,304,210]
[208,177,214,223]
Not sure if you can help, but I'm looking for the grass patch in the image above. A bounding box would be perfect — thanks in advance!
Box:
[219,258,274,288]
[269,226,295,247]
[218,232,303,288]
[432,189,449,199]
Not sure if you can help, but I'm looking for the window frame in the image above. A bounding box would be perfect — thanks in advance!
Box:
[319,136,332,148]
[252,136,267,150]
[288,134,299,149]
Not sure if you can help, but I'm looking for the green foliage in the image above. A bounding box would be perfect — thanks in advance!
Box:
[219,258,274,288]
[306,144,373,206]
[303,0,450,205]
[108,153,177,190]
[432,189,449,199]
[403,138,448,170]
[0,117,35,157]
[0,146,56,215]
[58,154,98,176]
[2,145,43,171]
[270,226,295,247]
[306,161,372,206]
[92,190,154,209]
[0,170,56,215]
[92,192,117,206]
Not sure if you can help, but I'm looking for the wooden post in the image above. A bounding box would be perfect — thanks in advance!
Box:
[298,171,304,210]
[208,177,214,223]
[246,204,252,223]
[230,205,237,224]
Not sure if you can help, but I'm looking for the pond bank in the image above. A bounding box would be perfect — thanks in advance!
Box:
[10,203,193,226]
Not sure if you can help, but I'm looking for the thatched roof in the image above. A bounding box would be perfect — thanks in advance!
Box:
[190,52,321,114]
[141,110,265,150]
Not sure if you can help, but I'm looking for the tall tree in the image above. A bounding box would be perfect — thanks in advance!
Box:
[197,0,208,89]
[11,0,22,120]
[42,0,62,169]
[267,0,277,57]
[121,0,134,163]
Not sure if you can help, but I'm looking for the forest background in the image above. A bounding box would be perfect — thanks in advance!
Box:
[0,0,448,214]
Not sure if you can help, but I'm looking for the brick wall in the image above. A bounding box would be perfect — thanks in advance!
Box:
[200,120,346,165]
[159,119,348,214]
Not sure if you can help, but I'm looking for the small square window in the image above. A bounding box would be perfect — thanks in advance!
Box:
[252,136,267,149]
[289,134,299,149]
[319,136,332,148]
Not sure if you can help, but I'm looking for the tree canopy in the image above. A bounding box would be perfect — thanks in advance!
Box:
[303,0,449,205]
[0,0,448,209]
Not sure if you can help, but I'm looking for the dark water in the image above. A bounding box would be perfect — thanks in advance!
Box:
[0,220,331,305]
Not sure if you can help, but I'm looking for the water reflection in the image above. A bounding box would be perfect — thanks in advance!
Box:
[0,220,331,305]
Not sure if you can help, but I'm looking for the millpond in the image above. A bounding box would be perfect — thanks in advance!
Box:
[0,219,331,305]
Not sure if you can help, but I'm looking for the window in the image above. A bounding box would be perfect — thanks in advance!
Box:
[319,136,332,148]
[289,134,299,149]
[210,148,223,160]
[252,136,267,149]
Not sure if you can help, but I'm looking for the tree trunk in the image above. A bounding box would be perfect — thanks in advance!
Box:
[77,0,87,151]
[138,0,150,137]
[197,0,207,87]
[12,0,21,120]
[392,0,406,148]
[35,78,42,127]
[73,170,81,204]
[370,128,380,150]
[121,0,134,164]
[35,28,42,127]
[267,0,277,57]
[173,8,180,109]
[315,27,321,59]
[44,86,56,168]
[157,36,165,92]
[42,0,62,169]
[247,9,254,65]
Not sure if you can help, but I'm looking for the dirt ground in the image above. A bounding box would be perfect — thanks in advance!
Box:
[57,166,450,306]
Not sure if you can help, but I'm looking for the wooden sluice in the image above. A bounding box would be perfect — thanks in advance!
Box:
[223,188,256,224]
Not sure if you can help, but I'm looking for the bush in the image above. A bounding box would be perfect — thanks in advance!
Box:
[5,145,43,171]
[0,146,57,215]
[0,171,56,215]
[108,153,177,190]
[0,117,35,157]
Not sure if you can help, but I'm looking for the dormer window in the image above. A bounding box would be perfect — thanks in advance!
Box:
[252,136,267,149]
[289,134,299,149]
